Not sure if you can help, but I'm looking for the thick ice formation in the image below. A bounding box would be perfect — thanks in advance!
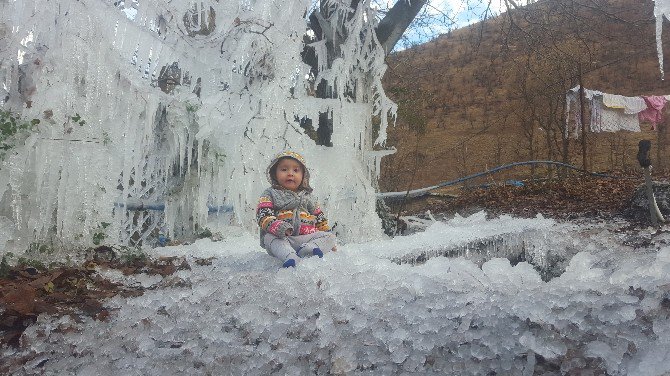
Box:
[3,214,670,375]
[0,0,395,251]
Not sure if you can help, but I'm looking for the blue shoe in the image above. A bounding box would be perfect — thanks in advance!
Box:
[282,259,296,268]
[312,248,323,258]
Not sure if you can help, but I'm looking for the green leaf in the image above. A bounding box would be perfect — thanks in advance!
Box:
[92,231,106,245]
[44,281,55,293]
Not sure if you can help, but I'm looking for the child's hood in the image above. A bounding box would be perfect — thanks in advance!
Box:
[266,151,312,192]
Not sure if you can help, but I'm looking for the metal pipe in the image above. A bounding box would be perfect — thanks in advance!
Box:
[378,160,631,200]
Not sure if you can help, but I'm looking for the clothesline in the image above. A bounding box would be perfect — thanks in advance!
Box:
[565,86,670,138]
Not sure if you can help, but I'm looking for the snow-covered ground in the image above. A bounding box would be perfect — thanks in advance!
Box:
[3,212,670,375]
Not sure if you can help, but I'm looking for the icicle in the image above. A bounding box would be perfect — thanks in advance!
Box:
[309,40,329,73]
[655,0,670,79]
[657,11,666,80]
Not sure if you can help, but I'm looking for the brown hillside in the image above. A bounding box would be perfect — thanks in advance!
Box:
[380,0,670,195]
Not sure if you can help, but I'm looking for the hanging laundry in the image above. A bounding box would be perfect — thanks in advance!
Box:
[602,93,647,114]
[566,87,670,137]
[638,96,668,130]
[590,94,604,133]
[603,93,625,109]
[565,90,580,139]
[595,97,641,133]
[565,86,604,138]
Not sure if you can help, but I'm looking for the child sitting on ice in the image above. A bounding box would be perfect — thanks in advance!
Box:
[256,151,337,267]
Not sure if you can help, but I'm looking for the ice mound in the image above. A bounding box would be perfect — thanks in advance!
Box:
[4,214,670,375]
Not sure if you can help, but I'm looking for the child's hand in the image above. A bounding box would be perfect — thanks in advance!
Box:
[285,229,293,236]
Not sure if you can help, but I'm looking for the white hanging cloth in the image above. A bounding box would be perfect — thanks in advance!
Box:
[602,93,647,114]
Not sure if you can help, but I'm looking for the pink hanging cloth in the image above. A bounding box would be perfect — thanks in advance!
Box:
[638,96,668,130]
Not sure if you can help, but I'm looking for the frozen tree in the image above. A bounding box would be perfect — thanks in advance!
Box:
[0,0,419,251]
[0,0,559,253]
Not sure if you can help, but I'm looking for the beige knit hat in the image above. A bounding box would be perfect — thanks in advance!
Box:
[266,151,312,192]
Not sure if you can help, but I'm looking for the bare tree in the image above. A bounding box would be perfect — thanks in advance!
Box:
[380,0,657,194]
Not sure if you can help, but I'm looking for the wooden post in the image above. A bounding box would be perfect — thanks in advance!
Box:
[638,140,665,226]
[657,119,665,170]
[643,168,659,227]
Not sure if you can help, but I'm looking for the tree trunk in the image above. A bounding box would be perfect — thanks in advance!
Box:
[375,0,428,54]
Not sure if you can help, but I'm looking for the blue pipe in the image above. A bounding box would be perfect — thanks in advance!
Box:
[115,202,233,213]
[377,160,634,199]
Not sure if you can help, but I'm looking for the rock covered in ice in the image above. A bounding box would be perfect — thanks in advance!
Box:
[624,181,670,223]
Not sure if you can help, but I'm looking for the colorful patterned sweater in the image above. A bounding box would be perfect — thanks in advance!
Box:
[256,187,329,247]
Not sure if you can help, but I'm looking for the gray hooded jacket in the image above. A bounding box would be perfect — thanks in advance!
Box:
[256,151,329,247]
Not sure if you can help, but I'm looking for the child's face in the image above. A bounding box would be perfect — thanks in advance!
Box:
[275,157,304,192]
